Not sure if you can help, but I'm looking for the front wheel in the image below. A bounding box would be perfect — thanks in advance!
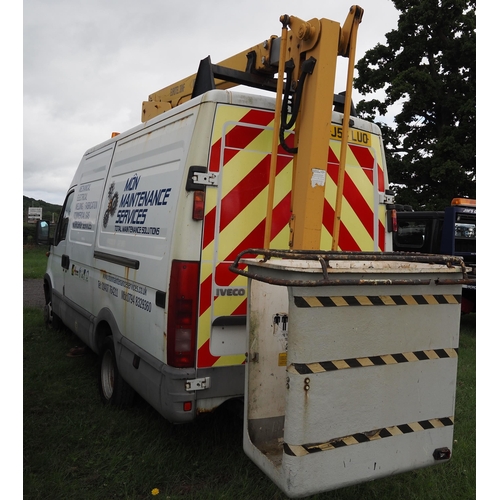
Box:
[43,290,62,330]
[98,337,135,407]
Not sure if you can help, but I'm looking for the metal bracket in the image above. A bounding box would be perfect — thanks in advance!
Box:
[185,377,211,391]
[186,166,218,191]
[379,190,395,205]
[192,171,219,187]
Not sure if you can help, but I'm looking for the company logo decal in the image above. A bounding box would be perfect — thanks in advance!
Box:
[102,182,119,228]
[71,264,89,281]
[102,174,172,235]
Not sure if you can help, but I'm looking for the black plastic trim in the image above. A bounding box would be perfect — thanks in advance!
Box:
[94,251,140,269]
[212,315,247,327]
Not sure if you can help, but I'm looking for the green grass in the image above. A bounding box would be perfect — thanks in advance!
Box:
[23,307,476,500]
[23,245,50,279]
[23,247,476,499]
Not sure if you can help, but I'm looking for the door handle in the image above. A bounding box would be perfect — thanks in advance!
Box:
[61,254,70,270]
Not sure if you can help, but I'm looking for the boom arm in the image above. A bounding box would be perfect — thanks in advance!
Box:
[142,6,363,123]
[142,6,364,252]
[267,6,364,250]
[142,39,280,121]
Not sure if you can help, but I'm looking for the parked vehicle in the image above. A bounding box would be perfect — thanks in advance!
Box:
[392,198,476,313]
[40,6,469,497]
[42,7,394,424]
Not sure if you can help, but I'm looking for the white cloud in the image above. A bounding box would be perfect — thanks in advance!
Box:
[23,0,399,205]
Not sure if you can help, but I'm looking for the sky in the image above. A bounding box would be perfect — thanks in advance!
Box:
[23,0,400,206]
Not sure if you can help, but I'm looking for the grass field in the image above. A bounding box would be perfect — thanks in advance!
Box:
[23,248,476,499]
[23,245,50,279]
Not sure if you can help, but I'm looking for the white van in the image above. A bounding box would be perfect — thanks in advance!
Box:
[43,89,392,423]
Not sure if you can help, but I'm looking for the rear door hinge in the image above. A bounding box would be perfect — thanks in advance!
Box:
[186,166,219,191]
[379,189,395,205]
[185,377,211,391]
[192,171,219,187]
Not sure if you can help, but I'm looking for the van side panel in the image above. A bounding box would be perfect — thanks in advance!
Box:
[56,144,115,346]
[94,110,198,360]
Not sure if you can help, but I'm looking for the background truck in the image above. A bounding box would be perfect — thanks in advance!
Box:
[392,198,476,313]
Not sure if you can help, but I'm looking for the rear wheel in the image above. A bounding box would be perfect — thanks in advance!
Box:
[99,336,135,407]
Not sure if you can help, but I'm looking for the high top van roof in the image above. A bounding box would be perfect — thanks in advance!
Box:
[84,89,382,157]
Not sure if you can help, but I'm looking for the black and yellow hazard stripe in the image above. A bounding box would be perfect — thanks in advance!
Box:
[294,294,461,308]
[288,348,457,375]
[283,416,454,457]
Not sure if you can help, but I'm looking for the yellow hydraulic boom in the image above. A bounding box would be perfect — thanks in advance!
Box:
[268,7,364,250]
[142,6,364,251]
[141,39,279,121]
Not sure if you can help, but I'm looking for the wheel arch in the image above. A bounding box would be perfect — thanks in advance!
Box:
[93,307,121,355]
[43,272,63,330]
[43,273,53,305]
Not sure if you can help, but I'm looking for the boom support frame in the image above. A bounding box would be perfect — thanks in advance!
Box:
[142,6,364,251]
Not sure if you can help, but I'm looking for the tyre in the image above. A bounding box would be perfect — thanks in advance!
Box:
[43,289,62,330]
[98,336,135,407]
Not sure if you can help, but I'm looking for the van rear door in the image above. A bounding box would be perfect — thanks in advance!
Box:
[196,105,389,371]
[196,106,294,370]
[323,125,388,252]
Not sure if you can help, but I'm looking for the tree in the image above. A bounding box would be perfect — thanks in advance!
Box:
[354,0,475,210]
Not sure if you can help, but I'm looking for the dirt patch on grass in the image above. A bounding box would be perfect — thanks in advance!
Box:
[24,279,45,308]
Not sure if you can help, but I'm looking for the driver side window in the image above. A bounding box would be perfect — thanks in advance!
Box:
[55,190,75,245]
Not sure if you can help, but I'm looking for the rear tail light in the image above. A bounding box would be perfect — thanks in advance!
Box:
[192,190,205,220]
[390,208,398,233]
[167,260,200,368]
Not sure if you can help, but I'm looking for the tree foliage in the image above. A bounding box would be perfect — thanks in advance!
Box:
[354,0,475,209]
[23,195,61,223]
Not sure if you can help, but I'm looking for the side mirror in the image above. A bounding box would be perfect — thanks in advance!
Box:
[35,220,51,245]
